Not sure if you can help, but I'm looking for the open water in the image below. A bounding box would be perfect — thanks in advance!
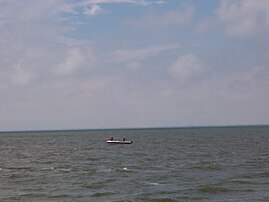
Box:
[0,126,269,202]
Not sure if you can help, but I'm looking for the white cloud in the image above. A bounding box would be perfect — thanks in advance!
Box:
[159,6,194,26]
[170,54,202,81]
[0,60,37,88]
[113,45,176,62]
[216,0,269,37]
[84,4,103,16]
[0,0,61,24]
[81,0,165,17]
[58,3,78,14]
[84,0,162,6]
[125,5,194,29]
[112,45,177,70]
[0,0,99,90]
[127,61,140,70]
[9,64,37,87]
[54,48,95,76]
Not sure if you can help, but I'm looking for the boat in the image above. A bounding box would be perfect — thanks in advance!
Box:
[106,140,133,144]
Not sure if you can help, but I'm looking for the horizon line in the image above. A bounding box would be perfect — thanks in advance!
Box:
[1,124,269,133]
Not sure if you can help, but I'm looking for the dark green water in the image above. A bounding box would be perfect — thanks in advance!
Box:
[0,126,269,201]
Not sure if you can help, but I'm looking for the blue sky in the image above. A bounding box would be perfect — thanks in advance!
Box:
[0,0,269,131]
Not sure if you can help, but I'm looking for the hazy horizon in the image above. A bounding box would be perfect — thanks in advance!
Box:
[1,124,269,133]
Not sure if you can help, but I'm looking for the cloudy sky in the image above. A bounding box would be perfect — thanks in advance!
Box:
[0,0,269,131]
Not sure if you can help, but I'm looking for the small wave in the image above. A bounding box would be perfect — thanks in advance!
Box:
[145,182,166,186]
[230,179,257,185]
[258,171,269,177]
[97,168,114,173]
[237,171,269,179]
[199,185,233,193]
[41,167,54,170]
[137,195,177,202]
[59,168,72,172]
[152,198,177,202]
[82,178,116,189]
[148,182,160,186]
[6,166,33,171]
[198,185,254,193]
[92,192,114,197]
[114,167,138,173]
[190,162,221,170]
[115,167,130,172]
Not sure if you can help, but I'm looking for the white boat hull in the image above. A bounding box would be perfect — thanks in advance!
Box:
[106,140,133,144]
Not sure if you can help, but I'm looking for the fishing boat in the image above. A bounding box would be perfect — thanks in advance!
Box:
[106,140,133,144]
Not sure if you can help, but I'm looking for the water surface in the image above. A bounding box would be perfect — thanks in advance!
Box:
[0,126,269,201]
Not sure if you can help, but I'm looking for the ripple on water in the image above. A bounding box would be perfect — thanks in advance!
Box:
[82,178,116,189]
[190,161,222,170]
[198,184,254,193]
[138,196,178,202]
[92,191,115,197]
[152,199,178,202]
[236,171,269,180]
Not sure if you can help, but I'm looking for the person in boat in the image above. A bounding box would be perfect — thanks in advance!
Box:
[123,137,126,141]
[110,136,113,140]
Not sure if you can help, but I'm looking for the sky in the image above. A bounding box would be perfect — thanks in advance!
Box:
[0,0,269,131]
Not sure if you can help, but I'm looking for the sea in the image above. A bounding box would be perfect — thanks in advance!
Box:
[0,126,269,202]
